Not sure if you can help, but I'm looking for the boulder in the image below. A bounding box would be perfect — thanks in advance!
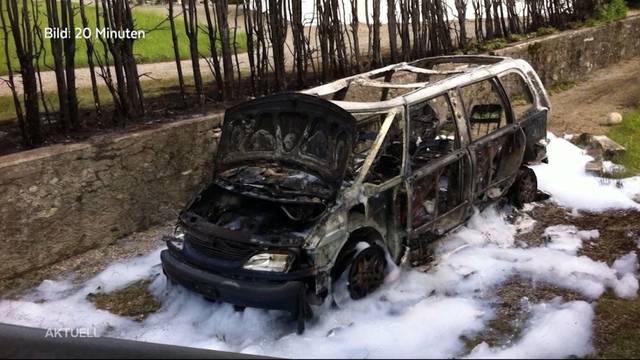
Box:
[570,133,594,148]
[570,133,626,161]
[605,112,623,126]
[592,135,626,160]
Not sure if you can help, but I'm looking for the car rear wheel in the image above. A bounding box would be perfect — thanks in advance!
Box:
[510,166,538,207]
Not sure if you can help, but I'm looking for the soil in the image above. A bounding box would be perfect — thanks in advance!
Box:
[515,203,640,265]
[0,222,172,299]
[547,58,640,136]
[462,202,640,355]
[462,276,585,352]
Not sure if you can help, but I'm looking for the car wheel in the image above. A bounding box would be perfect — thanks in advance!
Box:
[347,246,387,300]
[510,166,538,207]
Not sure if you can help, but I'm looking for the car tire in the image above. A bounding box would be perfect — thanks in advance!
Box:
[510,166,538,207]
[346,246,387,300]
[333,243,387,300]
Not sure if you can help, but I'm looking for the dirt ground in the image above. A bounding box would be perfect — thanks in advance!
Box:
[0,222,172,299]
[547,58,640,136]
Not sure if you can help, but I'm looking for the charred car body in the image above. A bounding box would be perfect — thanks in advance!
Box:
[161,56,550,332]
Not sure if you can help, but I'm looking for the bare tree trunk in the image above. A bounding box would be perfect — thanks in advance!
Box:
[386,0,398,63]
[268,0,287,91]
[214,0,235,99]
[410,0,422,57]
[30,0,52,128]
[168,0,186,103]
[472,0,483,41]
[455,0,468,48]
[7,0,42,146]
[202,0,223,100]
[61,0,79,129]
[182,0,204,104]
[45,0,70,132]
[398,0,411,61]
[0,0,27,145]
[483,0,494,38]
[79,0,102,115]
[243,0,257,95]
[372,0,382,66]
[98,0,143,121]
[94,0,121,117]
[316,0,331,81]
[291,0,306,87]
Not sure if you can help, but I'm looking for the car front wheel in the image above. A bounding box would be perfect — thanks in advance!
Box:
[346,246,387,300]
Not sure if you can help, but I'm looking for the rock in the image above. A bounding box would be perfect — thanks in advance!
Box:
[592,135,626,160]
[585,160,603,174]
[570,133,593,147]
[605,112,623,126]
[572,133,626,161]
[586,147,603,161]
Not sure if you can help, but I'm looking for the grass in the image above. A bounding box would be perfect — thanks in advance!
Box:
[0,3,246,75]
[587,291,640,358]
[535,26,559,36]
[459,37,509,55]
[86,280,161,321]
[608,106,640,176]
[548,80,577,95]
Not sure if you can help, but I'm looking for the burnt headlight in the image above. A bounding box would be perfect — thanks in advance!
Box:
[168,225,185,251]
[243,253,294,273]
[173,225,185,241]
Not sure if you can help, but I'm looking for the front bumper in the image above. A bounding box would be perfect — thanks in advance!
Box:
[161,250,304,314]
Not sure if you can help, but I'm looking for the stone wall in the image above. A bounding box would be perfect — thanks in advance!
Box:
[495,14,640,86]
[1,15,639,279]
[0,115,221,279]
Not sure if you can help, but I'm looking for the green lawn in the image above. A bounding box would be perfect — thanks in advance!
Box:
[0,3,246,75]
[608,107,640,176]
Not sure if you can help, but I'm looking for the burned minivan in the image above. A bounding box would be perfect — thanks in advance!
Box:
[161,55,550,332]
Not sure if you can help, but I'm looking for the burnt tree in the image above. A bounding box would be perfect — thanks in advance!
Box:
[6,0,41,146]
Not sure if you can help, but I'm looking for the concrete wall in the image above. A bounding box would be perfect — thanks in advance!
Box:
[495,14,640,86]
[0,115,221,279]
[1,15,639,279]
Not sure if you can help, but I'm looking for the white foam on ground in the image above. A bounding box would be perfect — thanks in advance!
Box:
[0,205,637,358]
[468,299,595,359]
[543,225,599,255]
[0,132,638,358]
[532,133,640,211]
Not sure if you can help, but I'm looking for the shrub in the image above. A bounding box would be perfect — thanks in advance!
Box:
[535,26,559,36]
[596,0,628,23]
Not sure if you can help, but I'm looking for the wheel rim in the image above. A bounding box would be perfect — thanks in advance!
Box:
[347,247,386,300]
[518,169,537,203]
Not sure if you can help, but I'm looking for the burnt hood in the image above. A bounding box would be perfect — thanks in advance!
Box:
[216,93,357,189]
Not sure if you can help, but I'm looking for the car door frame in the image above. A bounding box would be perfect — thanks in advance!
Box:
[406,89,474,240]
[355,106,409,260]
[460,76,527,202]
[496,70,549,164]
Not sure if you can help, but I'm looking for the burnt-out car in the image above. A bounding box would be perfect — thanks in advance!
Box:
[161,56,550,333]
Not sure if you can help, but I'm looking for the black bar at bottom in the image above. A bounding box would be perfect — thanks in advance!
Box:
[0,322,275,359]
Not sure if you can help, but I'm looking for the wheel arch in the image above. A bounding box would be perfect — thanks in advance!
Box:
[330,226,386,280]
